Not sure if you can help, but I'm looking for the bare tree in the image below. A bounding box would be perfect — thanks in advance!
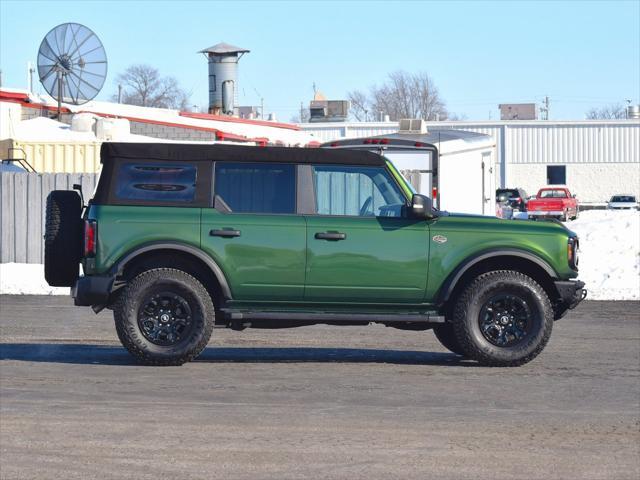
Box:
[290,108,310,123]
[586,104,627,119]
[347,90,370,121]
[113,64,191,110]
[347,71,455,122]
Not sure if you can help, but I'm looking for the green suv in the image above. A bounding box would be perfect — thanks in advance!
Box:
[44,143,586,366]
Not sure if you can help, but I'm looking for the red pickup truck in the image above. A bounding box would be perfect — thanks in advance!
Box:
[527,187,579,221]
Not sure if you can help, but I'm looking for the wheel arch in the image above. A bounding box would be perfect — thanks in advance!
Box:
[111,242,232,303]
[436,249,560,310]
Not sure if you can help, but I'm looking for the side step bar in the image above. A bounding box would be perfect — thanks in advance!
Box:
[220,310,445,324]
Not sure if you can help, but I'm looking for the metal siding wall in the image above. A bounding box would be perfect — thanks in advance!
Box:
[505,124,640,164]
[0,172,98,264]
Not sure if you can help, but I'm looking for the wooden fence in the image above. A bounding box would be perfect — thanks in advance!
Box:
[0,172,98,264]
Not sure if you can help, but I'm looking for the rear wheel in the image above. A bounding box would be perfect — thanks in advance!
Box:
[114,268,214,365]
[44,190,82,286]
[451,270,553,367]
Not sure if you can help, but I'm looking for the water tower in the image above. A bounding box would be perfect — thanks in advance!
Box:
[199,42,250,115]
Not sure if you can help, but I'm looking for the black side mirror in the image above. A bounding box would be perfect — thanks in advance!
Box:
[410,194,436,219]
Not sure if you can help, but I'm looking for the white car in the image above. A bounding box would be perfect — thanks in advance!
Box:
[607,195,639,210]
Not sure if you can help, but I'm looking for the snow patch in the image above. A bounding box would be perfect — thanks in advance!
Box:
[564,210,639,300]
[0,263,69,295]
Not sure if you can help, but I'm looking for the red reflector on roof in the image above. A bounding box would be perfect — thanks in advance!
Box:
[415,142,424,147]
[380,138,388,144]
[363,139,372,144]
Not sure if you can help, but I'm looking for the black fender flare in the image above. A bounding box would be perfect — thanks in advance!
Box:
[110,241,233,300]
[435,248,558,305]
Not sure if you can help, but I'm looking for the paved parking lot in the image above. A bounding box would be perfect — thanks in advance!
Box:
[1,296,639,479]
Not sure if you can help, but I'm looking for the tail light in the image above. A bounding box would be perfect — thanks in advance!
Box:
[84,219,97,257]
[432,187,438,200]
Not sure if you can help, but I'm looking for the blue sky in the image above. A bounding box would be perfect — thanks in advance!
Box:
[1,0,638,120]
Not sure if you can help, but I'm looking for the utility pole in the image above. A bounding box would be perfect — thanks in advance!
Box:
[117,84,122,103]
[540,96,550,120]
[300,102,304,123]
[260,97,264,120]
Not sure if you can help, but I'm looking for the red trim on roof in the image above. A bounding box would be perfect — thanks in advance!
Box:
[75,110,261,143]
[0,91,72,113]
[0,91,30,101]
[179,111,301,131]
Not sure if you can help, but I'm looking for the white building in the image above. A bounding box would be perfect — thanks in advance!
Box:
[299,120,640,204]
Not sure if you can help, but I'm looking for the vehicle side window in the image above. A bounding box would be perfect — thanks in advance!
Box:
[115,163,197,203]
[312,165,405,217]
[214,162,295,214]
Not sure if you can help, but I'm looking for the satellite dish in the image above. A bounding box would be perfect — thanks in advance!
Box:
[37,23,107,115]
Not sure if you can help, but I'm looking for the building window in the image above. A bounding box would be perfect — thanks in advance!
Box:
[547,165,566,185]
[214,162,296,214]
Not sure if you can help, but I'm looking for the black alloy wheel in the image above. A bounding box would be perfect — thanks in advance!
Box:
[478,294,531,347]
[138,292,195,346]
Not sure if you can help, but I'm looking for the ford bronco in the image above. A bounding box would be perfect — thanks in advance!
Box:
[44,143,586,366]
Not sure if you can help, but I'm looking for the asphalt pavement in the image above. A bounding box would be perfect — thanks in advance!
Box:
[0,296,638,480]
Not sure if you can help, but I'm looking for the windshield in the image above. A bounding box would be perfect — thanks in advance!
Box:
[611,195,636,202]
[540,190,567,198]
[497,189,518,198]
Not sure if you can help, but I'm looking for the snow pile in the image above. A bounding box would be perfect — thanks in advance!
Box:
[12,117,98,142]
[565,210,639,300]
[0,263,68,295]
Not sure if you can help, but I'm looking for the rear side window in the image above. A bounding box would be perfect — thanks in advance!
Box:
[115,163,197,203]
[214,162,295,214]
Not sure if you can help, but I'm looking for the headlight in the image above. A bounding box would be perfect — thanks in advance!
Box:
[568,237,579,270]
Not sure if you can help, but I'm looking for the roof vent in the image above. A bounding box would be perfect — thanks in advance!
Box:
[398,118,428,134]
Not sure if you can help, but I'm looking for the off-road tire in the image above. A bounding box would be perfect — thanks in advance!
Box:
[433,323,466,356]
[44,190,82,286]
[114,268,214,366]
[452,270,553,367]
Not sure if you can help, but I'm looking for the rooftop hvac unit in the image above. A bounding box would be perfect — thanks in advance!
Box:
[309,100,349,122]
[398,119,428,134]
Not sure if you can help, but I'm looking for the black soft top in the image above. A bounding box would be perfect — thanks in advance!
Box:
[100,142,385,166]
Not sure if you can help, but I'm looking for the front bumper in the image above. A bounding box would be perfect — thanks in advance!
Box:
[553,280,587,318]
[72,274,115,307]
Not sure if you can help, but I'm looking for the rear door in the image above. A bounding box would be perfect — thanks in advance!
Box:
[303,164,429,304]
[200,162,306,301]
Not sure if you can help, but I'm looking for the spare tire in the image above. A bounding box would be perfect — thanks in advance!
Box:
[44,190,83,287]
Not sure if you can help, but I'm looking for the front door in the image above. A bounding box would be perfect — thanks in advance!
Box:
[303,164,429,304]
[201,162,306,301]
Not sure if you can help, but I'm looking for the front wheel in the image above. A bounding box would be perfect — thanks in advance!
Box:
[451,270,553,367]
[114,268,214,365]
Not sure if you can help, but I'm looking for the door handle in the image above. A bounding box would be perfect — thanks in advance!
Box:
[210,229,241,238]
[314,231,346,241]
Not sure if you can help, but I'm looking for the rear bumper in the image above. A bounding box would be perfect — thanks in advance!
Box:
[553,280,587,317]
[72,274,115,307]
[528,210,564,217]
